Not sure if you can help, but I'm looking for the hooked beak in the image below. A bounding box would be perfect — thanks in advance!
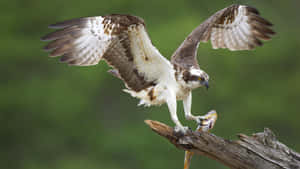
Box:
[202,81,209,90]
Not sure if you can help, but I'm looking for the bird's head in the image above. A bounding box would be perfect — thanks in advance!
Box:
[183,68,209,90]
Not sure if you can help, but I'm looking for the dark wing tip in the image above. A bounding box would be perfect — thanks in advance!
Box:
[250,18,276,39]
[254,38,263,46]
[41,26,82,43]
[48,18,87,29]
[41,34,53,41]
[249,14,273,27]
[40,32,58,42]
[41,31,57,41]
[245,6,276,41]
[42,44,52,51]
[40,36,48,41]
[59,53,76,63]
[245,5,260,15]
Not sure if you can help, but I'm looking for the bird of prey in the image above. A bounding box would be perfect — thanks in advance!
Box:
[41,4,275,133]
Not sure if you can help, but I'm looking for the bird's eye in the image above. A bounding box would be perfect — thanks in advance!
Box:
[198,77,204,81]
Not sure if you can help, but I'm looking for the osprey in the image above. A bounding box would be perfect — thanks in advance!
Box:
[41,4,275,133]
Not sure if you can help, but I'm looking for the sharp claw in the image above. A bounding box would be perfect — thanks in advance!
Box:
[196,110,218,132]
[196,117,206,126]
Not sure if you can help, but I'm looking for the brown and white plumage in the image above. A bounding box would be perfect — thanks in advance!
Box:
[41,4,275,133]
[171,4,275,69]
[41,14,172,92]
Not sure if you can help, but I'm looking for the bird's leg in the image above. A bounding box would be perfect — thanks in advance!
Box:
[183,110,218,169]
[166,90,189,134]
[183,92,217,128]
[183,92,197,121]
[182,92,218,169]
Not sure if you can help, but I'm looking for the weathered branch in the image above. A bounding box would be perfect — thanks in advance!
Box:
[145,120,300,169]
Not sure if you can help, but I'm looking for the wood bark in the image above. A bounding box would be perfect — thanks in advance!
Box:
[145,120,300,169]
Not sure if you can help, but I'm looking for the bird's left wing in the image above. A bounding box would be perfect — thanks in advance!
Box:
[41,15,172,92]
[171,4,275,69]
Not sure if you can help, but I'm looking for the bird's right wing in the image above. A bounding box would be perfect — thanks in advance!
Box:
[41,14,173,92]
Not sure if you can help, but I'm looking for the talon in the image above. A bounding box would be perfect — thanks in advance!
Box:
[196,117,207,126]
[196,110,218,132]
[197,120,212,132]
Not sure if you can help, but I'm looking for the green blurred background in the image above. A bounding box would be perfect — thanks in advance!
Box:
[1,0,300,169]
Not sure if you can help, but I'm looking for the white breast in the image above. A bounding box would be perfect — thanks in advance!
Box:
[123,70,181,106]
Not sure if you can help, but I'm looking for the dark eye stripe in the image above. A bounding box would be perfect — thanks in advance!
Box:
[190,75,198,81]
[183,71,200,82]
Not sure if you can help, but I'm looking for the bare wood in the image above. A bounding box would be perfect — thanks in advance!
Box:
[144,120,300,169]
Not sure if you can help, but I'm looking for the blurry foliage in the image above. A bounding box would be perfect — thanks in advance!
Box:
[1,0,300,169]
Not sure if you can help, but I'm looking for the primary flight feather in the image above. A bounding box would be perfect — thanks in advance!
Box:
[41,4,275,133]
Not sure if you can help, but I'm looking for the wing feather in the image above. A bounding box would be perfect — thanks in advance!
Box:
[171,4,275,69]
[48,18,87,29]
[210,5,272,50]
[235,26,248,49]
[41,14,172,91]
[219,28,226,48]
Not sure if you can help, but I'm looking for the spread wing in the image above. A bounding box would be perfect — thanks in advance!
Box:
[41,14,172,92]
[171,4,275,69]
